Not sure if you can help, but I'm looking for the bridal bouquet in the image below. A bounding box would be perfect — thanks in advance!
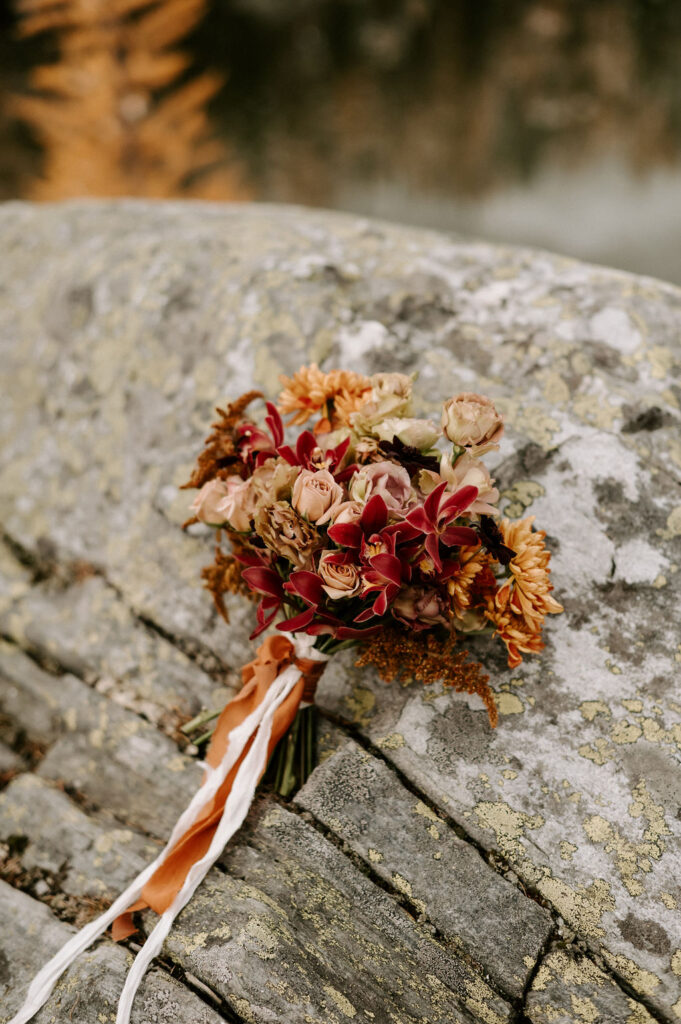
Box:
[12,366,561,1024]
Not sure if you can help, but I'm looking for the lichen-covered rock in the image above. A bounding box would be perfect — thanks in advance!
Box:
[296,740,552,999]
[0,200,679,1021]
[526,948,656,1023]
[0,881,226,1023]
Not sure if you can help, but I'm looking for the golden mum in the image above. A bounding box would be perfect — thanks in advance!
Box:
[486,517,563,668]
[277,364,371,430]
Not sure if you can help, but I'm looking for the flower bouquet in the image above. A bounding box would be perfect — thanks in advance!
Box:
[12,366,562,1024]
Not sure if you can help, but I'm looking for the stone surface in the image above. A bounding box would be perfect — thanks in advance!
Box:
[0,642,202,837]
[0,881,226,1023]
[0,773,158,902]
[0,568,226,731]
[526,948,656,1023]
[0,200,679,1022]
[296,739,552,1000]
[170,801,512,1024]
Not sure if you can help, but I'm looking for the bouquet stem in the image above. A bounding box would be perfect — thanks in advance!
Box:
[268,704,317,798]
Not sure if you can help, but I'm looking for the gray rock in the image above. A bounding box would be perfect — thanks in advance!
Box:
[296,739,552,999]
[526,948,655,1023]
[0,642,202,836]
[167,800,513,1023]
[0,881,225,1023]
[0,774,158,902]
[0,200,679,1019]
[0,571,226,732]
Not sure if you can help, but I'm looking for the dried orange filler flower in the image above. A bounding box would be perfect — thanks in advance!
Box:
[356,628,497,727]
[278,364,371,430]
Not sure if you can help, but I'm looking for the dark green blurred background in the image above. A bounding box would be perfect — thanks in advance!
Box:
[2,0,681,282]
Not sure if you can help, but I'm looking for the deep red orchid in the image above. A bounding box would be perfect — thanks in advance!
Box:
[277,431,355,481]
[405,482,479,572]
[241,565,286,639]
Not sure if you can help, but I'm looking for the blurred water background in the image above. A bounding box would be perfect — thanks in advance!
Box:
[2,0,680,283]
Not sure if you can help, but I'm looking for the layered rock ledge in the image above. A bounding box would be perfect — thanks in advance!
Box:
[0,200,680,1024]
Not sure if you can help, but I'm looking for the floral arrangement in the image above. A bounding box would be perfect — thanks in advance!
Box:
[185,365,562,727]
[12,365,562,1024]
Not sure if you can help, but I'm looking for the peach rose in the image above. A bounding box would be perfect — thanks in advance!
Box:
[292,469,344,524]
[190,479,232,525]
[216,476,253,532]
[441,393,504,455]
[331,500,364,524]
[318,551,362,600]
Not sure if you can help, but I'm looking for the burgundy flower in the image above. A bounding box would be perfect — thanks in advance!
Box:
[241,565,285,639]
[278,430,355,481]
[405,482,478,572]
[236,403,284,469]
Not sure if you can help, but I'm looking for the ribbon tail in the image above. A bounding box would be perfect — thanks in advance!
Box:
[115,662,302,1024]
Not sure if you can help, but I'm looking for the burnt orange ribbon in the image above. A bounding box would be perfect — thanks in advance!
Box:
[112,634,325,941]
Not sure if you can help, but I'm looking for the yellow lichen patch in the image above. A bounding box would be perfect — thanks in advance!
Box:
[570,993,599,1021]
[537,876,614,939]
[611,721,643,745]
[323,985,357,1018]
[582,781,670,896]
[367,848,384,864]
[376,732,405,750]
[414,801,440,823]
[580,701,611,722]
[661,892,677,910]
[505,404,560,449]
[578,738,615,765]
[501,479,546,519]
[392,873,413,897]
[495,692,524,716]
[622,699,644,713]
[671,950,681,976]
[560,841,577,862]
[573,392,619,430]
[244,916,280,960]
[601,951,660,997]
[474,800,544,859]
[461,974,508,1024]
[343,685,376,727]
[230,996,256,1023]
[658,506,681,540]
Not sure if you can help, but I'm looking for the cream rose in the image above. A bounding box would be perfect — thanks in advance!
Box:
[318,551,362,600]
[190,478,232,525]
[352,372,413,430]
[441,393,504,455]
[373,417,440,450]
[292,469,344,524]
[440,453,499,515]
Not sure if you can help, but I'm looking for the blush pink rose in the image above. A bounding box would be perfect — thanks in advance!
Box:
[350,460,412,511]
[190,479,232,525]
[216,476,253,532]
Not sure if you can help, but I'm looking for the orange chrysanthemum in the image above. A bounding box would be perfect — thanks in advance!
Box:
[447,545,489,619]
[277,364,371,431]
[486,517,563,668]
